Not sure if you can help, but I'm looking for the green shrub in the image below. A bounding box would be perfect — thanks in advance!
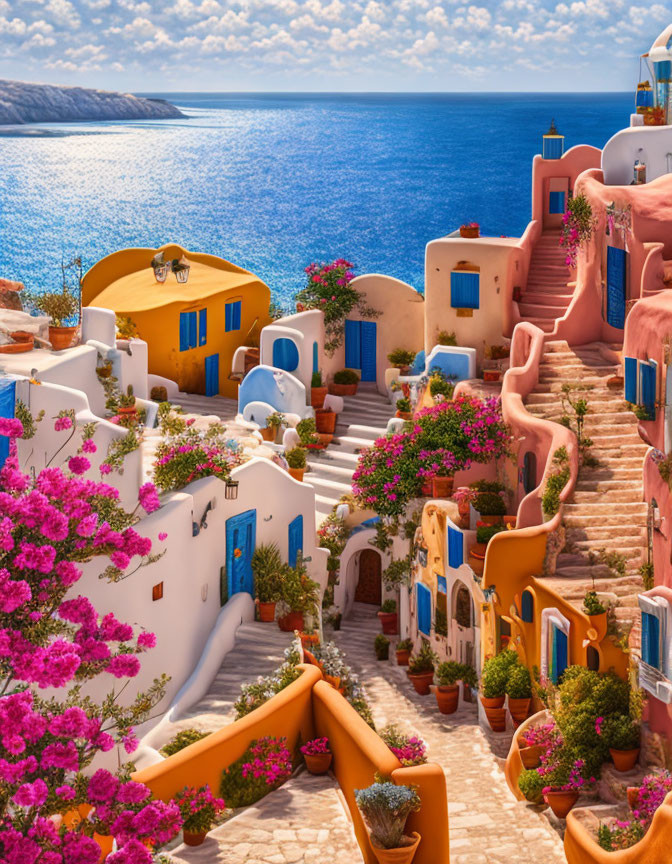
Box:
[518,769,545,803]
[481,651,519,699]
[380,598,397,614]
[598,821,646,852]
[278,556,319,617]
[296,417,318,445]
[582,591,606,616]
[506,664,532,699]
[311,370,324,387]
[397,639,413,651]
[375,634,390,659]
[396,397,412,413]
[234,644,302,718]
[473,491,506,516]
[460,664,478,689]
[639,561,654,591]
[387,348,416,368]
[436,330,457,346]
[285,447,306,469]
[160,728,210,757]
[476,523,506,545]
[541,447,571,517]
[252,543,285,603]
[408,641,437,674]
[602,714,640,751]
[429,371,454,399]
[265,411,286,430]
[436,661,462,686]
[334,369,360,385]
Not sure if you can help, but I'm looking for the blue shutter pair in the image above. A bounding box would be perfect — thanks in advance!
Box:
[450,272,480,309]
[447,526,463,569]
[179,311,198,351]
[642,612,661,669]
[225,300,242,332]
[416,583,432,636]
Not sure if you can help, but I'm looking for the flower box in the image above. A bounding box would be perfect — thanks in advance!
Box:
[483,369,501,383]
[460,225,480,238]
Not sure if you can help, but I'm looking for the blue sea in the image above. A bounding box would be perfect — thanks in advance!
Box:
[0,92,632,305]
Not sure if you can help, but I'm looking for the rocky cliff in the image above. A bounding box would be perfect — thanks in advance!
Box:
[0,80,184,124]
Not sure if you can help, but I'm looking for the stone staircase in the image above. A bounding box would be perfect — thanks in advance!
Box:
[172,391,239,421]
[519,229,573,333]
[306,383,394,522]
[155,622,295,747]
[525,341,648,622]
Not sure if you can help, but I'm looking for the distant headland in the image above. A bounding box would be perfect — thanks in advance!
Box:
[0,79,184,125]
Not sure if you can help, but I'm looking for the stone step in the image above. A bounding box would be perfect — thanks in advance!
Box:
[336,423,387,441]
[563,502,647,516]
[565,525,647,541]
[304,474,353,498]
[519,302,571,318]
[589,433,645,447]
[574,478,642,492]
[304,460,355,482]
[571,489,644,504]
[330,435,377,453]
[526,392,627,406]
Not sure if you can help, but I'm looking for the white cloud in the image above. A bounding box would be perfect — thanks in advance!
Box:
[424,5,449,27]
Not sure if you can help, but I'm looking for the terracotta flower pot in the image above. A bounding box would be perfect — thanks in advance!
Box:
[288,467,305,482]
[457,497,471,528]
[396,411,412,421]
[118,404,136,416]
[480,695,505,710]
[483,369,501,383]
[278,611,304,632]
[378,611,398,635]
[468,542,486,575]
[607,375,624,390]
[304,751,332,775]
[183,830,207,847]
[610,748,640,773]
[311,386,328,409]
[260,426,276,442]
[508,697,531,723]
[435,684,459,714]
[376,646,390,661]
[49,325,77,351]
[329,382,358,396]
[300,633,320,650]
[370,832,421,864]
[431,476,454,498]
[408,671,434,695]
[484,706,507,732]
[462,682,473,702]
[544,790,579,819]
[396,649,411,666]
[459,226,479,238]
[315,409,336,434]
[519,744,544,770]
[258,601,276,622]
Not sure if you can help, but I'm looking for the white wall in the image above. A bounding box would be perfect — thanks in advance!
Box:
[602,125,672,186]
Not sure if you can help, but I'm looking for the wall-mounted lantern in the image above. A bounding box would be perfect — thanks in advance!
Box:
[225,479,239,500]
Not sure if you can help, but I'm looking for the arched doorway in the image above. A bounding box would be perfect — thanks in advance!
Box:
[355,549,382,605]
[451,580,475,666]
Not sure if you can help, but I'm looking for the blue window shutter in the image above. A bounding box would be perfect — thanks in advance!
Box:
[312,341,319,374]
[643,612,660,668]
[624,357,638,404]
[345,320,361,369]
[521,590,534,623]
[448,526,463,569]
[552,627,568,683]
[549,191,565,214]
[288,515,303,567]
[233,301,241,331]
[225,303,232,332]
[606,246,627,329]
[205,354,219,396]
[179,312,189,351]
[437,575,447,594]
[450,272,480,309]
[640,361,657,420]
[360,321,377,382]
[417,583,431,636]
[188,311,197,349]
[199,309,207,346]
[0,379,16,471]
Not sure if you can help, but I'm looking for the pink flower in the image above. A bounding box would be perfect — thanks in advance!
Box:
[158,531,168,541]
[82,438,97,453]
[68,455,90,475]
[138,482,160,514]
[54,415,73,432]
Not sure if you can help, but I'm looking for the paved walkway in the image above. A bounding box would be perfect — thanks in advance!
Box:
[331,604,567,864]
[170,772,363,864]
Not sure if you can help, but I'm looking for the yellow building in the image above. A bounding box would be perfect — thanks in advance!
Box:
[82,244,271,398]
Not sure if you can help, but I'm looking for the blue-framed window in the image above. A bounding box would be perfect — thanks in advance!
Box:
[416,583,432,636]
[642,612,661,669]
[225,300,242,332]
[450,271,479,309]
[640,360,657,421]
[180,309,207,351]
[447,526,463,570]
[521,590,534,623]
[198,308,207,346]
[549,191,566,214]
[624,356,638,404]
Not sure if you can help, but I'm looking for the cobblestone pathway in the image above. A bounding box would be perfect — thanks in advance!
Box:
[332,604,568,864]
[170,772,363,864]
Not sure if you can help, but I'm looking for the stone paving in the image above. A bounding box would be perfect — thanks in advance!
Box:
[331,604,568,864]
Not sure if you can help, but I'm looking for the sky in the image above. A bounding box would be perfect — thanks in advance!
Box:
[0,0,670,92]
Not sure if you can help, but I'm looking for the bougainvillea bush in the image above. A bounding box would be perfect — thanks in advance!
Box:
[219,736,293,808]
[153,405,247,492]
[352,395,510,517]
[0,414,181,864]
[560,193,596,268]
[598,772,672,851]
[295,259,378,355]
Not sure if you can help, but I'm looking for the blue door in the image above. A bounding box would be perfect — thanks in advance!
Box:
[606,246,627,329]
[550,625,568,683]
[0,379,16,471]
[416,582,432,636]
[344,320,377,382]
[226,509,256,597]
[288,515,303,567]
[205,354,219,397]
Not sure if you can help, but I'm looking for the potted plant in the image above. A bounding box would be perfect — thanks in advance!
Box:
[603,714,641,772]
[330,368,360,396]
[395,397,412,421]
[460,664,477,703]
[436,330,457,346]
[378,599,398,635]
[262,411,285,443]
[459,222,480,238]
[297,417,327,449]
[519,722,557,770]
[431,470,455,499]
[23,285,80,351]
[150,385,168,402]
[480,652,516,731]
[396,638,413,666]
[435,661,461,714]
[286,446,306,482]
[315,406,337,434]
[252,543,284,622]
[583,590,607,639]
[471,482,507,525]
[277,556,318,632]
[300,737,332,775]
[375,633,390,661]
[518,769,545,804]
[171,256,191,283]
[300,629,320,650]
[483,363,501,383]
[174,785,225,846]
[542,752,591,818]
[354,781,421,864]
[96,361,113,379]
[506,663,532,724]
[407,641,437,695]
[151,251,170,283]
[311,370,328,409]
[118,385,137,418]
[388,349,416,376]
